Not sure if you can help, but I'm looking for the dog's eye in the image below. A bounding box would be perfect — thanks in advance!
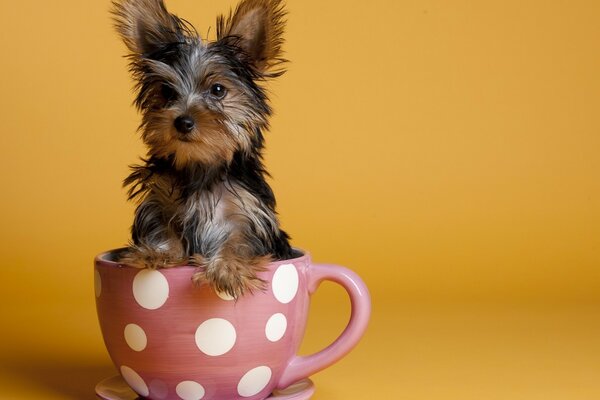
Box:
[161,84,178,102]
[210,83,227,99]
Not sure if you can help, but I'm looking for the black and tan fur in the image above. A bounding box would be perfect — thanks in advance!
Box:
[112,0,293,298]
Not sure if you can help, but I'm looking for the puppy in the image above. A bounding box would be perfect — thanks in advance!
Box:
[112,0,293,298]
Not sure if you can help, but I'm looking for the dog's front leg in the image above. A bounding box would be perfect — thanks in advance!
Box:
[190,228,271,299]
[120,197,186,269]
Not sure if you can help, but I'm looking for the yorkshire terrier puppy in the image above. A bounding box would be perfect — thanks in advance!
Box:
[112,0,293,298]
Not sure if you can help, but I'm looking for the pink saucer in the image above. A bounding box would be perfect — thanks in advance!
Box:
[96,375,315,400]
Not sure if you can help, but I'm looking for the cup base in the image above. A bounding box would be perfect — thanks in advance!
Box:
[95,375,315,400]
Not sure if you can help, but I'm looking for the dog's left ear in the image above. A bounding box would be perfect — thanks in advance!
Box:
[217,0,286,75]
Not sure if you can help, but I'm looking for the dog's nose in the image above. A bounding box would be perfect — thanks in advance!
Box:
[174,115,195,134]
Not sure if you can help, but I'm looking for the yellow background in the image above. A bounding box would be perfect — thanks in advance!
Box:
[1,0,599,398]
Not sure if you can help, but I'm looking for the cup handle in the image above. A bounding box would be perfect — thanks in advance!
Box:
[277,263,372,389]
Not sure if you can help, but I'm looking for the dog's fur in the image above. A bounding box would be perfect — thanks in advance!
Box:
[112,0,293,298]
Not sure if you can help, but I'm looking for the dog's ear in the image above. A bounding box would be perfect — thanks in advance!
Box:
[112,0,187,56]
[217,0,286,75]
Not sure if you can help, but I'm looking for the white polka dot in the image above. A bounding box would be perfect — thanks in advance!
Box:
[272,264,299,304]
[216,290,235,301]
[132,269,169,310]
[195,318,237,356]
[237,366,272,397]
[120,366,149,397]
[94,269,102,298]
[265,313,287,342]
[176,381,205,400]
[124,324,147,352]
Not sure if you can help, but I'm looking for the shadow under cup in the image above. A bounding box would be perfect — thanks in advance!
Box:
[95,248,371,400]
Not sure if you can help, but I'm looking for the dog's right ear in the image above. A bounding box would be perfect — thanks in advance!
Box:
[111,0,186,56]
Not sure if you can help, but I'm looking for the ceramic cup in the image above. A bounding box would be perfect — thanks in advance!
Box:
[95,248,371,400]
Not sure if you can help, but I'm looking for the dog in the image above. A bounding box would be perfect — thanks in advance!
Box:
[111,0,293,299]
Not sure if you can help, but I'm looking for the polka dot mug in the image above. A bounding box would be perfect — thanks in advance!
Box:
[95,248,371,400]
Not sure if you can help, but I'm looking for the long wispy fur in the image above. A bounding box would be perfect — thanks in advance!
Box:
[111,0,293,298]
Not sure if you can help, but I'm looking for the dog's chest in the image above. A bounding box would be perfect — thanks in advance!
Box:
[160,177,274,255]
[178,182,230,229]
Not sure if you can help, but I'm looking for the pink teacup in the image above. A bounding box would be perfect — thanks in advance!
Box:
[95,248,371,400]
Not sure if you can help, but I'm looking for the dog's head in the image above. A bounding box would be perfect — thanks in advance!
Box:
[112,0,286,169]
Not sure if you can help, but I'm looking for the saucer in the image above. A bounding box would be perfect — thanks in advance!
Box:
[96,375,315,400]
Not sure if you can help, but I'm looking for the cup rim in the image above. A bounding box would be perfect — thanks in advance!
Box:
[95,247,310,269]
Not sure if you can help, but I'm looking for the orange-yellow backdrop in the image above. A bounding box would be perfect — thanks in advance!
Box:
[1,0,599,399]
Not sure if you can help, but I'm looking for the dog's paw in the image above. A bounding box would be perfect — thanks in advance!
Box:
[191,254,270,299]
[119,244,185,269]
